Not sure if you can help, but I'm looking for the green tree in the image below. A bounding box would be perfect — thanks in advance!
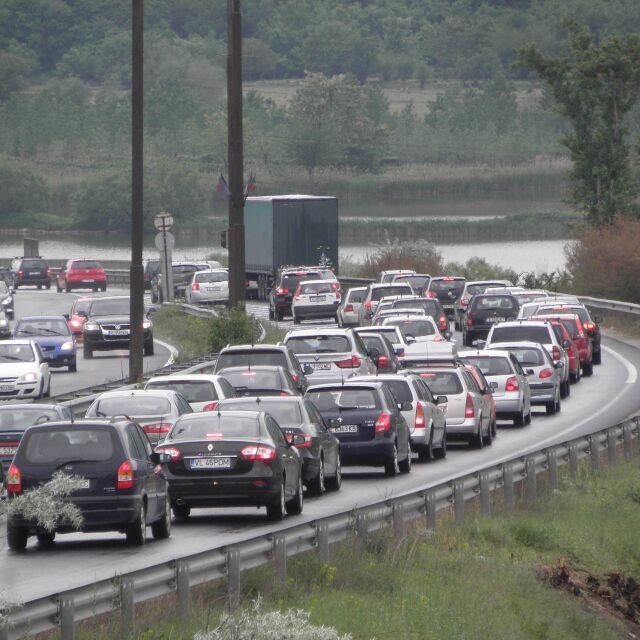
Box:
[518,26,640,225]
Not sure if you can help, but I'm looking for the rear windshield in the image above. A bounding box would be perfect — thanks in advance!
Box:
[0,408,61,430]
[418,371,463,395]
[94,396,172,416]
[300,282,334,295]
[558,318,580,338]
[385,319,435,338]
[429,279,465,296]
[220,400,302,426]
[221,370,282,391]
[146,380,217,403]
[393,299,440,315]
[88,298,129,316]
[216,351,287,370]
[508,347,545,366]
[0,343,34,362]
[21,259,47,269]
[307,388,382,411]
[460,356,512,376]
[282,273,321,289]
[385,380,413,404]
[347,289,366,303]
[24,428,116,463]
[71,260,101,269]
[473,296,517,312]
[168,415,261,440]
[395,276,430,293]
[467,283,503,296]
[286,335,350,354]
[195,271,227,283]
[371,286,413,302]
[490,325,552,344]
[15,318,70,337]
[538,307,590,323]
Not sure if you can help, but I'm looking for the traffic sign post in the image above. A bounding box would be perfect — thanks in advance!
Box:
[154,213,175,303]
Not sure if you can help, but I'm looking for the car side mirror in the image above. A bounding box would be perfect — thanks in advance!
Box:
[472,340,486,349]
[562,339,572,349]
[405,335,416,344]
[303,364,314,375]
[443,331,452,340]
[435,395,448,405]
[328,418,341,429]
[399,401,413,411]
[554,361,564,369]
[290,434,306,447]
[63,314,69,320]
[77,311,88,318]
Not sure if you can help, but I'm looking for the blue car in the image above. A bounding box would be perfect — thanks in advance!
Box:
[13,316,77,371]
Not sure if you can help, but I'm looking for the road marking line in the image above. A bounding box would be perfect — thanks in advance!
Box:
[154,338,178,367]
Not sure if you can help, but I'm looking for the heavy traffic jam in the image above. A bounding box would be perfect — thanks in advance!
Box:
[0,263,603,551]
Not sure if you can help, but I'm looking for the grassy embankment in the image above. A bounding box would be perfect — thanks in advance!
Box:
[66,454,640,640]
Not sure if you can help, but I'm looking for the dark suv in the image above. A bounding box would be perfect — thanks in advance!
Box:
[424,276,466,319]
[151,262,210,303]
[81,296,154,358]
[463,294,519,346]
[5,419,171,549]
[269,267,323,321]
[10,257,51,290]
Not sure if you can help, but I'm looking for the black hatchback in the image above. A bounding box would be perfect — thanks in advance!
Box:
[6,419,171,550]
[463,294,519,346]
[10,257,51,290]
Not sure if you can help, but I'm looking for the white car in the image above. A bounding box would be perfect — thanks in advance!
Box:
[144,374,237,411]
[292,279,340,323]
[0,340,51,399]
[185,269,229,305]
[337,287,367,327]
[379,269,416,283]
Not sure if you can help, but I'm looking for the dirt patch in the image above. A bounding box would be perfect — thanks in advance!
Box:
[538,559,640,638]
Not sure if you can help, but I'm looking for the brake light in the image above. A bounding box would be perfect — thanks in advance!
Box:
[345,304,354,312]
[397,348,405,358]
[286,433,313,448]
[434,335,443,342]
[291,373,299,383]
[505,376,519,392]
[47,269,52,277]
[155,447,181,461]
[117,460,134,490]
[539,368,554,379]
[443,277,455,281]
[425,291,437,298]
[415,402,425,429]
[18,270,23,277]
[466,313,473,327]
[377,355,389,368]
[294,286,301,301]
[279,390,292,396]
[375,413,392,433]
[240,446,276,462]
[203,401,219,411]
[552,346,561,361]
[583,322,595,333]
[438,316,448,330]
[191,282,200,291]
[276,287,288,295]
[143,422,172,435]
[364,300,372,311]
[465,393,475,418]
[331,282,339,291]
[335,355,361,368]
[6,463,21,493]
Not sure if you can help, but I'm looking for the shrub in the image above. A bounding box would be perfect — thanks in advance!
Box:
[209,309,259,353]
[0,155,48,215]
[356,238,444,279]
[443,257,518,283]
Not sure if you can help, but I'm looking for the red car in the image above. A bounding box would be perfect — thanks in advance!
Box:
[65,296,93,340]
[536,313,593,377]
[56,259,107,292]
[532,318,581,385]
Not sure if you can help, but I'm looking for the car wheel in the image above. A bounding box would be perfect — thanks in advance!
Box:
[37,531,56,546]
[56,281,62,293]
[37,284,42,290]
[434,428,447,459]
[144,340,155,356]
[384,442,400,477]
[326,454,342,491]
[582,361,594,377]
[276,310,284,322]
[399,438,412,473]
[151,496,172,539]
[83,345,93,359]
[68,362,77,372]
[309,457,326,497]
[471,423,484,449]
[485,420,494,446]
[43,382,50,398]
[524,409,532,425]
[7,522,28,551]
[65,283,71,293]
[555,396,561,413]
[560,379,570,398]
[514,407,525,427]
[418,432,435,462]
[125,503,147,546]
[267,481,286,521]
[172,503,190,519]
[268,306,274,320]
[286,474,304,515]
[293,314,301,324]
[593,348,602,365]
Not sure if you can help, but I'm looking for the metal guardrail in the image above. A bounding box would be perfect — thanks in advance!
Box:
[578,295,640,317]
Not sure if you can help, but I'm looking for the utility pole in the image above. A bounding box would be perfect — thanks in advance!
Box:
[227,0,245,309]
[129,0,145,382]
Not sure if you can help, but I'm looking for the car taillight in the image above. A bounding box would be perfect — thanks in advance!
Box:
[345,304,354,312]
[539,368,554,379]
[438,316,448,330]
[18,270,23,277]
[377,355,389,368]
[375,413,392,433]
[240,445,276,462]
[155,447,181,461]
[286,433,313,448]
[47,269,52,277]
[331,282,340,291]
[276,287,288,295]
[6,463,21,493]
[505,376,519,392]
[466,314,474,326]
[291,373,299,383]
[192,283,200,291]
[415,402,426,429]
[203,401,219,411]
[465,393,475,418]
[461,297,469,307]
[583,322,595,333]
[424,291,437,298]
[143,422,172,435]
[397,348,405,358]
[335,355,361,368]
[364,300,372,311]
[279,390,292,396]
[434,335,443,342]
[117,460,134,490]
[552,346,561,361]
[294,286,301,301]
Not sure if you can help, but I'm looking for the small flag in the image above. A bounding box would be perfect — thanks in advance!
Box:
[245,171,257,196]
[215,173,230,199]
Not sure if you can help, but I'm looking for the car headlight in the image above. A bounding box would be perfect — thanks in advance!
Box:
[60,341,75,351]
[0,319,7,327]
[17,372,38,383]
[70,320,82,328]
[84,322,100,331]
[142,320,152,329]
[2,297,12,306]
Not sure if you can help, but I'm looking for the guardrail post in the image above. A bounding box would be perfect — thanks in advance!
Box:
[227,548,241,610]
[623,423,634,460]
[176,561,190,621]
[120,578,135,637]
[503,465,514,511]
[453,482,465,524]
[392,502,405,538]
[355,512,368,550]
[479,473,491,516]
[607,430,617,467]
[59,596,75,640]
[425,491,437,532]
[274,535,287,586]
[568,443,579,479]
[590,436,600,472]
[316,522,330,563]
[547,448,558,491]
[525,457,537,503]
[0,622,9,640]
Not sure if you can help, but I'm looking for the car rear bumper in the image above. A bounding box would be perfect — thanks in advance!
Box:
[530,383,556,403]
[340,439,394,466]
[167,476,281,507]
[493,393,523,415]
[293,303,339,319]
[445,418,479,438]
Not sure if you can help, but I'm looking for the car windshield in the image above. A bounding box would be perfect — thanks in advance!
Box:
[216,351,287,370]
[195,271,227,283]
[168,415,261,440]
[15,318,70,337]
[460,356,512,376]
[221,400,302,425]
[507,347,545,366]
[282,273,321,289]
[22,260,47,269]
[490,326,552,344]
[467,284,498,296]
[473,296,517,312]
[418,371,463,394]
[538,307,590,323]
[429,280,465,296]
[300,282,334,295]
[89,298,129,316]
[286,335,350,354]
[0,344,34,362]
[146,381,217,403]
[0,409,61,430]
[347,289,366,303]
[307,388,381,411]
[371,286,413,302]
[95,396,172,416]
[71,261,101,269]
[221,370,283,391]
[385,319,435,338]
[24,428,116,463]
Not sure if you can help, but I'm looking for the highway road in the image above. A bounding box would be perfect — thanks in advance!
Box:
[2,295,639,602]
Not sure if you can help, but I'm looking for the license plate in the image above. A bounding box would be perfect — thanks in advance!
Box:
[206,286,221,291]
[0,446,17,455]
[105,330,129,336]
[0,384,14,392]
[331,425,358,434]
[81,279,94,283]
[77,479,90,489]
[311,363,331,370]
[29,272,39,276]
[488,317,505,323]
[443,304,454,309]
[190,457,231,469]
[309,295,326,302]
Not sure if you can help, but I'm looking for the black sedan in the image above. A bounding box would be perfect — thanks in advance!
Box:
[156,411,305,521]
[218,396,341,496]
[218,365,301,397]
[0,280,14,320]
[306,381,412,477]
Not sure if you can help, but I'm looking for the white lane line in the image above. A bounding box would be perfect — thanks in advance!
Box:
[154,338,178,367]
[602,343,638,384]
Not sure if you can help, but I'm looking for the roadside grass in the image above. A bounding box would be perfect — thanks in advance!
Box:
[599,313,640,340]
[64,458,640,640]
